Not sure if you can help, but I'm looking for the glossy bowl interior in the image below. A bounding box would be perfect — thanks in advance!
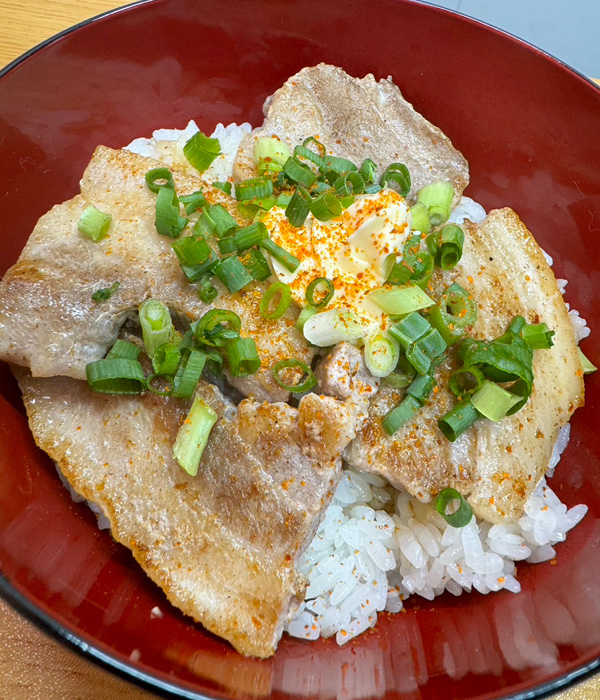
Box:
[1,1,600,698]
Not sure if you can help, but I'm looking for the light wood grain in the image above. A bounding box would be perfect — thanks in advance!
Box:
[0,2,599,699]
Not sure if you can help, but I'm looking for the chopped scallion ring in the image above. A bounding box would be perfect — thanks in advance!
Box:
[172,348,208,399]
[106,339,141,361]
[214,256,254,293]
[364,333,400,378]
[179,190,207,214]
[227,336,261,376]
[155,187,188,239]
[306,277,335,309]
[382,395,421,435]
[369,284,434,316]
[195,309,241,348]
[173,395,218,476]
[417,181,454,227]
[449,366,485,397]
[435,488,473,527]
[183,131,221,174]
[470,380,522,422]
[379,162,411,197]
[285,186,312,228]
[295,305,317,332]
[578,347,597,374]
[145,167,175,193]
[234,221,269,250]
[152,342,181,376]
[235,176,274,201]
[253,137,292,167]
[86,358,146,395]
[272,359,317,393]
[260,281,292,320]
[78,205,112,241]
[310,192,343,221]
[283,156,317,188]
[259,238,301,273]
[146,373,175,397]
[437,400,480,442]
[139,299,174,358]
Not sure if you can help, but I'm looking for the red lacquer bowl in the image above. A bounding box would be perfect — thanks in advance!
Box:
[1,1,599,698]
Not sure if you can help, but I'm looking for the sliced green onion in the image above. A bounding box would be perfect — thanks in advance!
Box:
[428,283,477,345]
[92,281,120,303]
[212,181,232,196]
[285,186,312,228]
[411,252,435,288]
[139,299,173,358]
[197,274,219,303]
[276,193,293,208]
[470,380,522,422]
[294,137,326,167]
[239,248,272,282]
[417,181,454,227]
[306,277,335,309]
[272,359,317,393]
[179,190,207,214]
[334,172,365,197]
[260,281,292,319]
[369,284,434,316]
[386,259,412,286]
[410,202,431,233]
[145,167,175,193]
[227,336,261,376]
[234,221,269,250]
[359,158,377,184]
[193,209,216,238]
[235,176,273,202]
[302,308,369,346]
[283,157,317,188]
[86,358,146,395]
[253,137,292,167]
[449,366,485,397]
[295,305,317,332]
[310,192,343,221]
[382,395,421,435]
[155,187,188,239]
[214,256,254,293]
[259,238,301,273]
[78,205,112,241]
[106,339,141,360]
[379,163,411,197]
[406,373,437,404]
[218,237,238,255]
[171,235,212,266]
[436,224,464,270]
[364,184,383,195]
[172,348,208,398]
[321,155,357,174]
[180,251,219,283]
[195,309,241,347]
[414,327,447,359]
[364,333,400,378]
[257,159,283,176]
[340,194,356,209]
[152,342,181,375]
[388,311,430,350]
[435,488,473,527]
[438,400,481,442]
[520,322,555,349]
[146,373,174,397]
[208,204,238,238]
[578,347,597,374]
[173,395,218,476]
[406,342,432,376]
[183,131,221,174]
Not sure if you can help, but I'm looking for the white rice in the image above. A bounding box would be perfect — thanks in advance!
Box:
[126,122,590,647]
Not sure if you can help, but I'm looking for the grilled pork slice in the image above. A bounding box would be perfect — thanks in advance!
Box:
[233,63,469,205]
[345,208,585,523]
[0,146,311,401]
[16,371,355,658]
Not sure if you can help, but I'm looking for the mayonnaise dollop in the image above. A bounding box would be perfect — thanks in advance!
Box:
[263,190,412,328]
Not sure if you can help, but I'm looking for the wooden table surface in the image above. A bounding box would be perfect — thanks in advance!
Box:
[0,2,598,699]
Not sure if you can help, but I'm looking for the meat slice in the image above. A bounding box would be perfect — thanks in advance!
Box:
[315,341,379,431]
[0,146,311,401]
[233,64,469,205]
[345,208,585,523]
[16,370,355,658]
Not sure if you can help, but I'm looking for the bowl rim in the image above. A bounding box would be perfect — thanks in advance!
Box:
[1,1,599,698]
